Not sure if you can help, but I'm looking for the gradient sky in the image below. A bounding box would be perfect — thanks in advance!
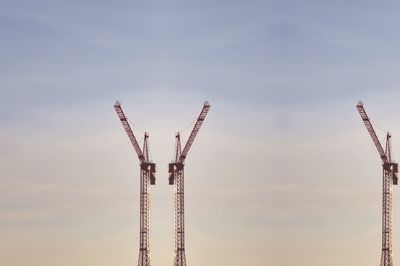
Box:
[2,1,400,266]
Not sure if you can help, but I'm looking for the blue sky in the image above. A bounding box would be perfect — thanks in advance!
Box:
[2,1,400,265]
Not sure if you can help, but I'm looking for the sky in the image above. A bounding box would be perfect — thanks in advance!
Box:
[2,1,400,265]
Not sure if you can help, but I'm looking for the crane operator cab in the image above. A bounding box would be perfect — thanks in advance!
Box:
[141,162,156,185]
[385,162,399,185]
[393,163,398,185]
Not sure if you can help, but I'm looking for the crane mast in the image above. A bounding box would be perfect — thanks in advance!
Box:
[114,101,156,266]
[168,101,211,266]
[356,101,398,266]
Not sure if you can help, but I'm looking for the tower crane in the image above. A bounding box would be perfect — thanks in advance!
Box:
[168,101,211,266]
[356,101,398,266]
[114,101,156,266]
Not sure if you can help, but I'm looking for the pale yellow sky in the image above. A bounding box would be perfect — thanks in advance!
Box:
[2,99,400,266]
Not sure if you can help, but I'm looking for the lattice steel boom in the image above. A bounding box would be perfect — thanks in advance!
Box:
[114,101,156,266]
[168,101,211,266]
[356,101,398,266]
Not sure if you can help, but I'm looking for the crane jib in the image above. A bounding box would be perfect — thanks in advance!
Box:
[180,102,210,161]
[114,102,146,162]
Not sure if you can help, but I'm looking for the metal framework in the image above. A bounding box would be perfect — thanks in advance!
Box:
[114,101,156,266]
[168,101,211,266]
[356,101,398,266]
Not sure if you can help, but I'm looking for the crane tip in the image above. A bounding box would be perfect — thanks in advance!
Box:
[356,100,363,107]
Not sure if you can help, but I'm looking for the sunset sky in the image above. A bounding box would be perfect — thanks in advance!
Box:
[3,1,400,266]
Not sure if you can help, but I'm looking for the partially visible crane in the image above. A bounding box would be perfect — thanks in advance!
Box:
[168,101,211,266]
[356,101,398,266]
[114,101,156,266]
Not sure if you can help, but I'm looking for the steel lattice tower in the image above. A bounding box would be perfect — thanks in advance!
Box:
[114,101,156,266]
[381,134,395,266]
[357,101,398,266]
[168,101,210,266]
